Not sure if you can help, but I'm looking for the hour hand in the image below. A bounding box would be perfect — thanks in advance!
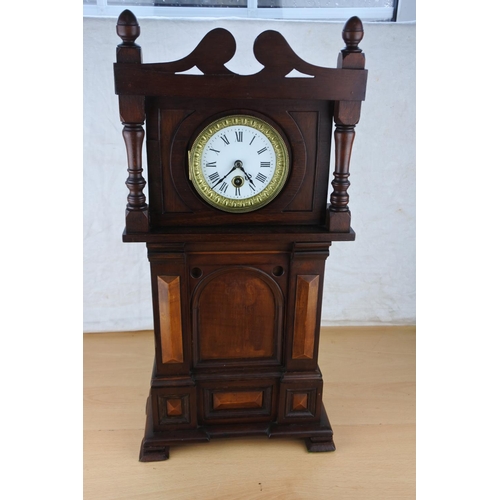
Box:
[234,163,256,187]
[240,168,256,187]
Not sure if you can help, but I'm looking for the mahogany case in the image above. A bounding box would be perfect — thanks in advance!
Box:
[114,10,367,461]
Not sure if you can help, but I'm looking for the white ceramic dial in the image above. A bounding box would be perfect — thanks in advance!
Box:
[202,125,275,200]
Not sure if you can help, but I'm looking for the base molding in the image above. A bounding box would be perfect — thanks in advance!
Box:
[139,397,335,462]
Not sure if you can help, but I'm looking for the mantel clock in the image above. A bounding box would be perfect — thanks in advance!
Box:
[113,10,368,461]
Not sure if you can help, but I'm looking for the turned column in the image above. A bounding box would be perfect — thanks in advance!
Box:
[116,10,148,232]
[327,16,365,232]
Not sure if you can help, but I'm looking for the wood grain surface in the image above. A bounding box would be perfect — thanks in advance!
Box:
[84,326,415,499]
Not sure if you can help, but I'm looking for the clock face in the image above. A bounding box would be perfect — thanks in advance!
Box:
[189,115,289,213]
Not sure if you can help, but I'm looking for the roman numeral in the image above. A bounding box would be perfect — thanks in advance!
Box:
[235,186,241,196]
[249,136,256,146]
[219,181,228,193]
[235,131,243,142]
[221,134,230,145]
[260,162,271,168]
[209,148,220,154]
[206,161,216,167]
[257,147,268,155]
[256,173,267,183]
[208,172,220,183]
[249,184,256,191]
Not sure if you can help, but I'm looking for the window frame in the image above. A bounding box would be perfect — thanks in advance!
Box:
[83,0,414,22]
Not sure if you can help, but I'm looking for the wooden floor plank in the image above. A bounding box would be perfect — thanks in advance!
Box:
[84,326,415,500]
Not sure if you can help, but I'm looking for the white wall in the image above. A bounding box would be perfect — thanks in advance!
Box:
[83,15,415,332]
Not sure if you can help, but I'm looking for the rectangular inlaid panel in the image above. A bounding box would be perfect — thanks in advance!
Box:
[285,388,317,419]
[278,380,322,423]
[158,396,188,423]
[292,393,309,412]
[166,398,183,416]
[158,276,184,364]
[213,391,264,411]
[201,380,276,422]
[292,275,320,360]
[155,390,195,428]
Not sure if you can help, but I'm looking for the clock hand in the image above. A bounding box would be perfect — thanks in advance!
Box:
[212,165,237,188]
[236,165,256,187]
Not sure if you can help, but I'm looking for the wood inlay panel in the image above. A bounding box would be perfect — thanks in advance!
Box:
[158,276,184,364]
[166,398,183,416]
[196,268,279,361]
[213,391,264,411]
[201,380,276,422]
[292,275,320,360]
[280,384,320,421]
[292,393,309,412]
[156,390,194,427]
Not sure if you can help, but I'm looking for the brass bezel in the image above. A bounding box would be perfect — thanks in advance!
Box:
[188,115,289,213]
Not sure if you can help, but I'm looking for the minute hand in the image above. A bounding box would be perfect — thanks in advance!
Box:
[212,166,237,188]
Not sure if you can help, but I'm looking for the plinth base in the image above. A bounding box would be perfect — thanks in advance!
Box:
[139,397,335,462]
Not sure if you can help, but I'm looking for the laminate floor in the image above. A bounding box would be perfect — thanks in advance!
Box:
[84,326,415,499]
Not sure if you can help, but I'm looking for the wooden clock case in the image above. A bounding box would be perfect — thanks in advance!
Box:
[113,10,367,461]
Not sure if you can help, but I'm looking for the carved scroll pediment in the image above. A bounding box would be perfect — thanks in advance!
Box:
[116,9,364,79]
[114,10,366,101]
[149,28,237,76]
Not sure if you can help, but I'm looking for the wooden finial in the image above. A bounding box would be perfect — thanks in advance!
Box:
[116,10,142,64]
[117,9,140,45]
[342,16,364,53]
